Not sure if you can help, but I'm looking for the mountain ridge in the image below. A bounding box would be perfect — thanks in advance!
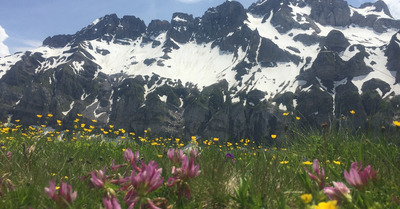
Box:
[0,0,400,141]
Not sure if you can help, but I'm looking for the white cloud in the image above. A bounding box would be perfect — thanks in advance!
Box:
[0,25,10,57]
[383,0,400,20]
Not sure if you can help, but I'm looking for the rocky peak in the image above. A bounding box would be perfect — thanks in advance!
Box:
[43,14,146,48]
[166,13,196,44]
[248,0,291,18]
[309,0,351,26]
[196,1,247,43]
[359,0,393,18]
[147,20,171,37]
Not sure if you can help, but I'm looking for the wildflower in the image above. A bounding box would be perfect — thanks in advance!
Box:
[6,151,12,160]
[122,161,163,209]
[36,114,43,118]
[333,161,341,165]
[77,114,82,117]
[280,161,289,164]
[110,160,124,172]
[324,182,352,204]
[312,200,337,209]
[225,153,236,163]
[304,159,325,190]
[103,195,121,209]
[44,180,77,207]
[302,161,313,165]
[349,110,355,114]
[15,119,20,122]
[301,193,312,204]
[393,121,400,127]
[344,162,378,189]
[47,114,53,117]
[90,167,107,188]
[124,148,139,163]
[167,148,185,164]
[283,112,289,116]
[271,134,277,139]
[92,119,97,123]
[296,116,301,120]
[167,155,201,199]
[213,137,219,142]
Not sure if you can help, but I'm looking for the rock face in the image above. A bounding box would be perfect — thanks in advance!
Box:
[309,0,351,26]
[1,0,400,141]
[386,31,400,83]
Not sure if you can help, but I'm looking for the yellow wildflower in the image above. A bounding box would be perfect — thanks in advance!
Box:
[302,161,313,165]
[301,194,312,204]
[92,119,97,123]
[280,161,289,164]
[158,155,163,158]
[36,114,43,118]
[213,137,219,142]
[77,114,82,117]
[350,110,355,114]
[271,134,277,139]
[283,112,289,116]
[47,114,53,117]
[333,161,341,165]
[312,200,337,209]
[296,116,300,120]
[15,119,20,122]
[393,121,400,127]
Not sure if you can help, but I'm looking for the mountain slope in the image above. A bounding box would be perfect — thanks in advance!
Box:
[0,0,400,140]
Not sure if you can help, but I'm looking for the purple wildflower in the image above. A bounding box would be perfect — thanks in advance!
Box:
[304,159,325,190]
[122,161,163,209]
[167,148,185,164]
[167,155,201,199]
[44,180,77,207]
[323,182,352,204]
[344,162,378,189]
[103,196,121,209]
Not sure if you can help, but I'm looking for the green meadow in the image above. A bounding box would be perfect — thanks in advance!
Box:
[1,114,400,209]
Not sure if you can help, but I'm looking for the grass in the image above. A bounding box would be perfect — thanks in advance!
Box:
[0,115,400,208]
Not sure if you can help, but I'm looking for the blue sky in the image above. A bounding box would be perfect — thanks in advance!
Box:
[0,0,396,56]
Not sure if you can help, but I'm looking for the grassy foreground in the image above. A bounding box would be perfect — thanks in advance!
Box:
[1,115,400,209]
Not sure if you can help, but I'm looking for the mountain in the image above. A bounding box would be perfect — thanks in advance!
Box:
[0,0,400,141]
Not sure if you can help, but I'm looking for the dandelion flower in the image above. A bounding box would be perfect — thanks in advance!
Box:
[271,134,277,139]
[349,110,355,114]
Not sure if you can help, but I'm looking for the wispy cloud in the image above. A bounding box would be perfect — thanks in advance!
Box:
[9,39,42,54]
[0,25,10,57]
[384,0,400,19]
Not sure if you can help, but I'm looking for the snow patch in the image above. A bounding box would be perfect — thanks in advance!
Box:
[159,95,167,102]
[62,101,75,116]
[350,5,393,20]
[173,16,188,22]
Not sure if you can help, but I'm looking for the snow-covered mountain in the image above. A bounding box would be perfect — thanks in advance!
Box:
[0,0,399,140]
